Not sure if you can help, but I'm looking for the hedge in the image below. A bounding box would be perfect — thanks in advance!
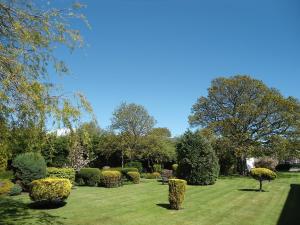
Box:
[47,167,75,184]
[76,168,101,186]
[127,172,140,184]
[101,171,122,188]
[30,178,71,203]
[142,172,161,179]
[168,179,187,210]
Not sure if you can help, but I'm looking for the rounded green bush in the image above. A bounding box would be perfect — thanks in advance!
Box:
[12,152,46,190]
[101,171,122,188]
[125,161,143,173]
[176,131,219,185]
[76,168,101,186]
[47,167,75,184]
[0,179,14,195]
[168,179,187,210]
[153,164,162,173]
[127,172,140,184]
[250,168,277,191]
[9,184,22,196]
[30,178,71,203]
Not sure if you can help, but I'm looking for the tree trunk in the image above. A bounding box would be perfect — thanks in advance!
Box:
[259,179,262,192]
[121,150,124,168]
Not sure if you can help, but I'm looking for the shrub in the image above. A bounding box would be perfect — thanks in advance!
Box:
[168,179,187,210]
[176,131,219,185]
[0,154,7,171]
[250,168,277,191]
[9,184,22,196]
[76,168,101,186]
[30,178,71,203]
[47,167,75,184]
[101,171,122,188]
[0,179,14,195]
[120,167,138,176]
[127,172,140,184]
[275,163,291,172]
[172,164,178,172]
[254,157,278,171]
[125,161,143,173]
[12,152,46,190]
[162,169,173,178]
[153,164,162,173]
[142,172,161,179]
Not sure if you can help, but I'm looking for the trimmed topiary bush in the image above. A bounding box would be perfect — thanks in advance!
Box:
[168,179,187,210]
[250,168,277,192]
[12,152,46,190]
[30,178,71,204]
[0,179,14,195]
[9,184,22,196]
[142,172,161,179]
[153,164,162,173]
[254,157,278,171]
[120,167,138,176]
[76,168,101,186]
[101,171,122,188]
[127,172,140,184]
[125,161,143,173]
[47,167,75,184]
[176,131,219,185]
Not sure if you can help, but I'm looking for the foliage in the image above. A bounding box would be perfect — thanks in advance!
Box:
[276,163,291,172]
[250,168,277,191]
[68,137,92,171]
[101,171,122,188]
[47,167,75,184]
[0,179,14,195]
[12,152,46,190]
[168,179,187,210]
[0,153,7,170]
[0,170,13,180]
[76,168,100,186]
[9,184,22,196]
[254,157,278,171]
[29,178,71,203]
[172,164,178,172]
[127,172,140,184]
[125,161,143,173]
[176,131,219,185]
[142,172,161,179]
[153,164,162,173]
[189,75,300,174]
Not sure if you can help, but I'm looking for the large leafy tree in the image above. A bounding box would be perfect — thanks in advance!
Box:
[0,0,92,162]
[189,75,300,174]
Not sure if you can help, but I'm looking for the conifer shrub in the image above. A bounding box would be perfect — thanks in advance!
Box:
[168,179,187,210]
[0,179,14,195]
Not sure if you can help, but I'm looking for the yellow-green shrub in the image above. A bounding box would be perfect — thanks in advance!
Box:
[168,179,187,210]
[250,168,277,191]
[101,171,122,188]
[29,178,71,203]
[47,167,75,184]
[0,179,14,195]
[143,172,160,179]
[127,172,140,184]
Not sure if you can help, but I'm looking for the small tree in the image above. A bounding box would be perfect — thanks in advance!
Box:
[68,139,91,171]
[250,168,277,192]
[176,131,219,185]
[254,157,278,171]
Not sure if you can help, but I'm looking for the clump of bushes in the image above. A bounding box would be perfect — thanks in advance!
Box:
[153,164,162,173]
[168,179,187,210]
[250,168,277,192]
[47,167,75,184]
[0,179,14,195]
[254,157,278,171]
[101,171,122,188]
[12,152,46,190]
[127,172,140,184]
[76,168,101,186]
[176,131,219,185]
[142,172,160,179]
[125,161,143,173]
[30,178,71,204]
[9,184,22,196]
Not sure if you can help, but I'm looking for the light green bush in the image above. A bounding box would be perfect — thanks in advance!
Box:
[168,179,187,210]
[47,167,75,184]
[127,172,140,184]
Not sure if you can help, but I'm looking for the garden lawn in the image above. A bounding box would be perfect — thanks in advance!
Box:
[1,173,300,225]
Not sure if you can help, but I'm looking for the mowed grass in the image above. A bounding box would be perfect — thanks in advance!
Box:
[1,173,300,225]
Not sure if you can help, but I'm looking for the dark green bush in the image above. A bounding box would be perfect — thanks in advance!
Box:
[9,184,22,196]
[101,171,122,188]
[153,164,162,173]
[142,172,160,179]
[76,168,101,186]
[168,179,186,210]
[125,161,143,173]
[12,152,46,190]
[127,172,140,184]
[275,163,291,172]
[176,131,219,185]
[47,167,75,184]
[120,167,138,176]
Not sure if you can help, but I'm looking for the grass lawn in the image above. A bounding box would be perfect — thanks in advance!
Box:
[1,173,300,225]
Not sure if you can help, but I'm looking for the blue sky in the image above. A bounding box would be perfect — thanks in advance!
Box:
[53,0,300,136]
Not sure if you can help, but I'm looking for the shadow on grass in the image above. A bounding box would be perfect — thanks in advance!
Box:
[0,197,65,225]
[29,201,66,210]
[156,203,170,209]
[277,184,300,225]
[238,188,268,192]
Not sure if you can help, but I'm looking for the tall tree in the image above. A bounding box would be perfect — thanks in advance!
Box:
[189,75,300,174]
